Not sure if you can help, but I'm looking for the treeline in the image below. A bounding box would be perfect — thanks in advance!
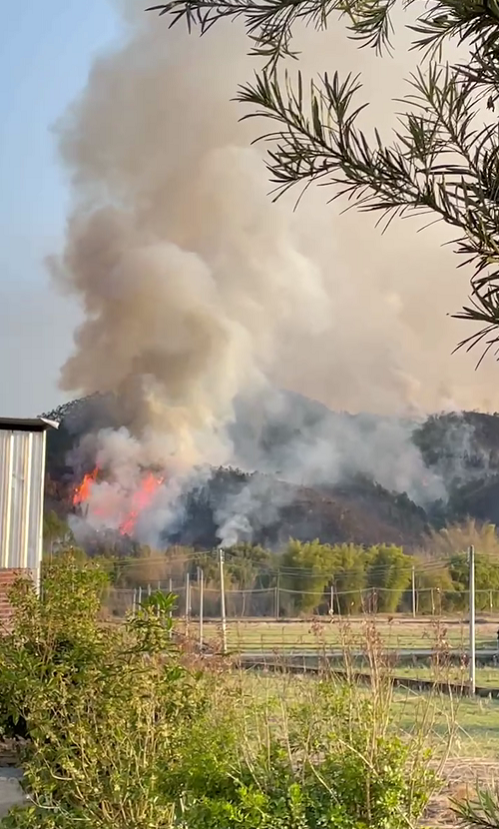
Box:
[43,512,499,616]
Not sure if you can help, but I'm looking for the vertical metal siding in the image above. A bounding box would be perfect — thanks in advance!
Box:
[0,429,46,576]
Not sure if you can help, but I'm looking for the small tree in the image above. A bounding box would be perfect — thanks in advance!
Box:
[366,545,412,613]
[429,520,499,558]
[281,538,335,613]
[412,561,456,614]
[330,544,367,614]
[449,550,499,611]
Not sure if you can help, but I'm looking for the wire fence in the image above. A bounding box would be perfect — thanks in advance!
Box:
[102,583,499,620]
[97,579,499,657]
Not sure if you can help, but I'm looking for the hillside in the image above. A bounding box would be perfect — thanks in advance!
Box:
[42,394,499,551]
[165,469,429,550]
[413,411,499,483]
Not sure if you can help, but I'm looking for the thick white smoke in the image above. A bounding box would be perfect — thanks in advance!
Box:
[52,2,499,545]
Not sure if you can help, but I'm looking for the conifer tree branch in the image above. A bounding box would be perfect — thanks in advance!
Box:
[149,0,499,358]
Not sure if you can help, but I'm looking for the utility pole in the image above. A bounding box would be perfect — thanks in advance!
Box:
[185,572,191,637]
[469,545,476,696]
[198,566,204,651]
[411,566,416,619]
[168,577,173,638]
[219,549,228,655]
[330,583,335,616]
[275,570,280,620]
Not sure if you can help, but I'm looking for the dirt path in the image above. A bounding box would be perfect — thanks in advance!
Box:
[426,758,499,827]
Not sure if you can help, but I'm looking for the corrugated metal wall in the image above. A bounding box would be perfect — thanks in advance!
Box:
[0,430,47,573]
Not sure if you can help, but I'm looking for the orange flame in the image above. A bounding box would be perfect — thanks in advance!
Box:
[73,468,99,506]
[72,467,164,537]
[119,473,165,536]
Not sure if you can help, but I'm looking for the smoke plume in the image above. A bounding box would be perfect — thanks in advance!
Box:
[52,2,499,545]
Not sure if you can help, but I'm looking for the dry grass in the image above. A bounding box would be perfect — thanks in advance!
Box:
[234,670,499,828]
[102,609,499,828]
[426,758,499,827]
[180,615,499,652]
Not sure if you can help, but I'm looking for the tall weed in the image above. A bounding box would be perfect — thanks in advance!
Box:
[0,557,441,829]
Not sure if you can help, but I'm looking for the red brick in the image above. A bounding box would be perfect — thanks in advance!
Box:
[0,570,34,627]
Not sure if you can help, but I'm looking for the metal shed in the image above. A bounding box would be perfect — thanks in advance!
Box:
[0,417,59,587]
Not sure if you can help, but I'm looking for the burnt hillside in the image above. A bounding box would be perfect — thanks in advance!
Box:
[42,394,499,550]
[413,411,499,483]
[165,470,430,550]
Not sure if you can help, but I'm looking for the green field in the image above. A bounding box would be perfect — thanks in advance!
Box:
[190,616,499,652]
[237,669,499,752]
[390,664,499,686]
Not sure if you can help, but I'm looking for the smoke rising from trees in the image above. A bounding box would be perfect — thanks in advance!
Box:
[50,3,499,543]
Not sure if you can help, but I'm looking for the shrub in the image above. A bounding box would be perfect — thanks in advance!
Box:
[0,555,206,829]
[175,674,438,829]
[0,555,439,829]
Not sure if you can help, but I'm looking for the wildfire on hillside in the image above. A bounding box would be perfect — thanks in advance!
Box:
[72,467,165,537]
[73,468,99,506]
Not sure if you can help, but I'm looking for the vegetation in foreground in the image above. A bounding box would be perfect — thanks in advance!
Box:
[0,555,444,828]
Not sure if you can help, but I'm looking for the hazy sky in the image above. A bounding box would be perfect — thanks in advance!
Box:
[2,3,498,423]
[0,2,122,417]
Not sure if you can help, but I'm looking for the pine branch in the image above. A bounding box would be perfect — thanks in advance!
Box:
[150,0,499,358]
[148,0,407,66]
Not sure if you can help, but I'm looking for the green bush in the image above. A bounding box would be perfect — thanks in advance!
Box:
[174,678,437,829]
[0,556,438,829]
[0,555,206,829]
[366,545,412,613]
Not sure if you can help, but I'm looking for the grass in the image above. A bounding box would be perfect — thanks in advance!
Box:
[393,692,499,756]
[233,667,499,755]
[390,664,499,687]
[166,607,499,825]
[395,692,499,826]
[185,616,499,652]
[233,667,499,827]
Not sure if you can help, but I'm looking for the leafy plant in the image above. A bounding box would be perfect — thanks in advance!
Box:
[330,543,367,614]
[0,554,205,829]
[281,538,336,612]
[176,674,438,829]
[453,786,499,829]
[0,555,442,829]
[366,545,412,613]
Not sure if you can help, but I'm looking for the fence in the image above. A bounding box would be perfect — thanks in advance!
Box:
[102,583,499,620]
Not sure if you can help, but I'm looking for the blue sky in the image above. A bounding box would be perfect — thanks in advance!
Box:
[0,1,123,416]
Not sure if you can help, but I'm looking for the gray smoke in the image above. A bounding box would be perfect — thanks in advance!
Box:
[52,2,498,545]
[230,389,447,503]
[216,472,297,548]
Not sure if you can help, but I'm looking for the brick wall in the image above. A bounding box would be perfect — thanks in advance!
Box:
[0,570,32,629]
